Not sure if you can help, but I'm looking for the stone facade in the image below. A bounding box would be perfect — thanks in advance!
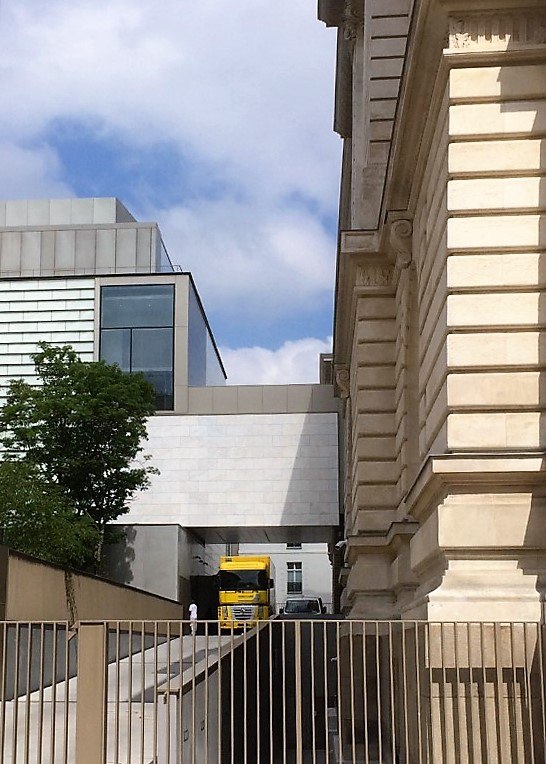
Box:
[320,0,546,620]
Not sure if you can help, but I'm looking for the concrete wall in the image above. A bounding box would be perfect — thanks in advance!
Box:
[103,524,226,603]
[0,547,185,622]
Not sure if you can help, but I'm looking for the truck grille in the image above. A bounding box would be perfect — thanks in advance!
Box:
[231,606,256,620]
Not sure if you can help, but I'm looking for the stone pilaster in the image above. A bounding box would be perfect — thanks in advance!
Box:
[401,1,546,621]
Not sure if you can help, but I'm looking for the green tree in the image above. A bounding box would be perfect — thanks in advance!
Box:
[0,342,157,570]
[0,461,99,567]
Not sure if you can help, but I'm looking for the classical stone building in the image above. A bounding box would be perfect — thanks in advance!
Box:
[319,0,546,620]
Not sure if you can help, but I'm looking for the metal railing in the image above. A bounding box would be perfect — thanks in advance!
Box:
[0,619,545,763]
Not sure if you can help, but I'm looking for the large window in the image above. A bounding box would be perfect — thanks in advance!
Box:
[287,562,303,594]
[100,284,174,410]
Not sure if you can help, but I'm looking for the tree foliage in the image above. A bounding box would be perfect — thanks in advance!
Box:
[0,461,99,567]
[0,342,157,569]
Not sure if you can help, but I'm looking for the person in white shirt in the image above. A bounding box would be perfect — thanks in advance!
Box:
[189,601,198,636]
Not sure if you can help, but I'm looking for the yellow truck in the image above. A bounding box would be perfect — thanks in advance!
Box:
[218,555,275,630]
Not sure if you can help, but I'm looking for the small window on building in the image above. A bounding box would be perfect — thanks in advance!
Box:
[287,562,303,594]
[100,284,175,410]
[286,543,302,550]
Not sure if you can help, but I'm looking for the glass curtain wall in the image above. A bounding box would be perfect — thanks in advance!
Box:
[100,284,175,410]
[188,282,226,386]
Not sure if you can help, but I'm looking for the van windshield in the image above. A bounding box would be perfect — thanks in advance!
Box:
[284,599,320,613]
[219,570,268,591]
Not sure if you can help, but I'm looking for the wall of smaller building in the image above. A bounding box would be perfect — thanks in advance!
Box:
[238,542,333,613]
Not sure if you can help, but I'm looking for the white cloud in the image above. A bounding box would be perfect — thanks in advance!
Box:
[0,0,340,347]
[0,0,340,210]
[0,142,72,200]
[153,198,335,316]
[221,337,332,385]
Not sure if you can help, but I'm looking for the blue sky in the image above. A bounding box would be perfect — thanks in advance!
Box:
[0,0,340,382]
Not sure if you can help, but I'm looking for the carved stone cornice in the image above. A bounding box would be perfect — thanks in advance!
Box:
[447,10,546,52]
[388,219,413,269]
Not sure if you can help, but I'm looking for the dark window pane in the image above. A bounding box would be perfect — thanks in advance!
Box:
[101,285,174,328]
[131,328,173,372]
[132,328,173,411]
[100,329,131,371]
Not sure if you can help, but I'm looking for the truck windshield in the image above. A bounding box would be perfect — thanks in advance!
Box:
[219,570,269,591]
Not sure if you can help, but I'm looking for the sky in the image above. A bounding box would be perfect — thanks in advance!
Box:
[0,0,341,384]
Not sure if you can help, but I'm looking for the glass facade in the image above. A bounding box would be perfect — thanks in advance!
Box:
[188,282,226,386]
[100,284,174,410]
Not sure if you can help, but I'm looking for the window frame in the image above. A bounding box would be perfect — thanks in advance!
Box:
[99,283,175,411]
[286,561,303,594]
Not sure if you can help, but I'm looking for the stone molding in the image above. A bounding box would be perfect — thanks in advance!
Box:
[355,262,393,287]
[448,10,546,52]
[334,364,350,399]
[342,0,364,41]
[388,218,413,269]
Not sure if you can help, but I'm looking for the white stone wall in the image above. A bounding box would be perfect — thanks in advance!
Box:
[126,412,339,530]
[0,277,95,400]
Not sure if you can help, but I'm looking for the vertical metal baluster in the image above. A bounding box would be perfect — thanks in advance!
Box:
[362,621,369,764]
[177,621,182,764]
[114,624,120,764]
[128,622,134,763]
[440,623,447,764]
[538,623,546,760]
[310,620,316,763]
[336,620,342,764]
[0,624,7,763]
[256,622,260,764]
[205,621,209,764]
[166,622,172,764]
[23,623,32,764]
[49,624,58,763]
[324,620,330,764]
[216,620,222,764]
[36,623,45,764]
[243,623,247,764]
[295,621,303,764]
[414,623,423,764]
[12,623,21,764]
[140,622,146,764]
[401,622,409,762]
[349,620,356,763]
[492,623,505,762]
[153,623,159,764]
[389,621,396,762]
[454,621,462,761]
[62,622,70,764]
[375,622,382,764]
[282,621,286,764]
[269,621,273,764]
[508,623,525,750]
[423,622,432,764]
[230,623,235,764]
[480,623,487,764]
[192,619,197,764]
[523,623,536,764]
